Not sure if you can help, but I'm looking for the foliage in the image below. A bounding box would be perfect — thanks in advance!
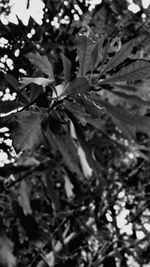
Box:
[1,0,150,267]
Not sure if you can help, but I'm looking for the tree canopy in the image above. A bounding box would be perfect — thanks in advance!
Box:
[1,0,150,266]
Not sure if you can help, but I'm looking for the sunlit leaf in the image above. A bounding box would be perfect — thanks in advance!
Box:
[26,52,54,80]
[77,146,92,178]
[17,180,32,215]
[19,77,53,89]
[64,174,74,200]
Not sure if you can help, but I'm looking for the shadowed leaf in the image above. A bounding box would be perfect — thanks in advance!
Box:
[76,34,96,77]
[89,95,150,138]
[111,91,150,106]
[0,100,21,114]
[45,171,60,210]
[102,39,135,74]
[5,74,19,92]
[26,52,54,80]
[61,54,72,83]
[100,61,150,83]
[64,77,90,97]
[8,111,44,152]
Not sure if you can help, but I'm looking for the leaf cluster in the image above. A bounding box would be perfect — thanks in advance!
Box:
[1,1,150,267]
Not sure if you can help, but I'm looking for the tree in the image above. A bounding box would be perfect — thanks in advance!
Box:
[1,0,150,266]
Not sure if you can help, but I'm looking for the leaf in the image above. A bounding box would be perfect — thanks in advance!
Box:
[93,6,107,33]
[111,91,150,106]
[77,146,92,178]
[8,111,44,152]
[64,77,90,97]
[27,83,43,102]
[61,54,72,83]
[64,100,104,130]
[100,38,110,72]
[113,83,137,92]
[37,251,55,267]
[88,95,150,138]
[64,174,74,201]
[89,96,139,124]
[0,234,16,267]
[17,180,32,215]
[16,155,40,167]
[137,116,150,138]
[76,34,96,76]
[77,95,105,118]
[57,133,85,181]
[67,113,101,178]
[102,39,135,74]
[0,100,20,114]
[112,116,135,140]
[100,61,150,83]
[26,52,54,80]
[88,31,99,71]
[5,74,19,92]
[19,77,53,89]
